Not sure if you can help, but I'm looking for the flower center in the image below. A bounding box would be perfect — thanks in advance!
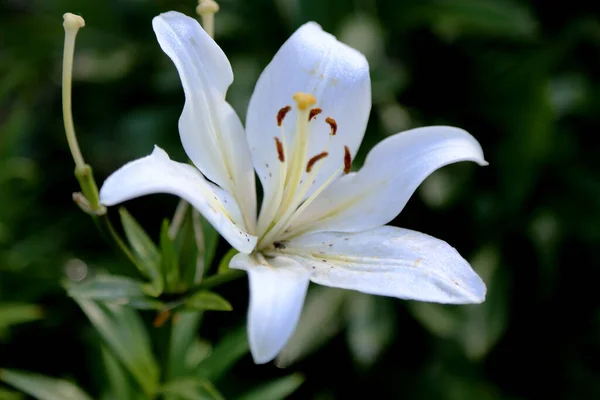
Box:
[257,92,352,249]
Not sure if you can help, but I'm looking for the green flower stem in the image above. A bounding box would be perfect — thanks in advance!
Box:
[62,14,106,215]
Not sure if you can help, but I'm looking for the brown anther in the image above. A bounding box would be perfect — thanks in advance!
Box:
[343,146,352,174]
[274,137,285,162]
[325,117,337,135]
[306,151,329,173]
[309,108,322,121]
[153,309,171,328]
[277,105,291,126]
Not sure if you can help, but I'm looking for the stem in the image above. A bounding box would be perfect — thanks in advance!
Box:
[62,14,85,170]
[62,13,105,214]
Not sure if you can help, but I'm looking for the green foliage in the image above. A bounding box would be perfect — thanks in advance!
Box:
[237,374,305,400]
[119,208,164,295]
[75,299,159,397]
[0,369,93,400]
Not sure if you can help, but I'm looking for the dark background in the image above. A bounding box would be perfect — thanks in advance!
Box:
[1,0,600,399]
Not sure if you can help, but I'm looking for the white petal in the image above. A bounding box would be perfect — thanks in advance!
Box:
[287,126,487,237]
[246,22,371,230]
[153,11,256,231]
[99,146,257,254]
[230,253,310,364]
[280,226,486,304]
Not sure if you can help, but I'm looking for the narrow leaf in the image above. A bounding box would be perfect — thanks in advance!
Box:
[160,219,180,292]
[0,303,42,329]
[199,211,219,271]
[345,293,396,367]
[169,311,204,379]
[119,208,163,294]
[185,291,232,312]
[217,248,238,274]
[0,369,93,400]
[196,325,248,381]
[67,275,146,301]
[100,345,135,400]
[75,299,159,397]
[160,378,225,400]
[276,287,346,367]
[174,208,208,289]
[0,387,22,400]
[238,374,305,400]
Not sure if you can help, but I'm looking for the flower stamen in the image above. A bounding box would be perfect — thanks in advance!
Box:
[344,145,352,174]
[309,108,322,121]
[277,105,291,126]
[306,151,329,173]
[325,117,337,135]
[274,137,285,162]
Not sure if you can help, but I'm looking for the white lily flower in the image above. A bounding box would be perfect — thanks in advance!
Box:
[100,11,488,364]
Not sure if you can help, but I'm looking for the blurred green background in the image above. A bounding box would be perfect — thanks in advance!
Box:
[2,0,600,399]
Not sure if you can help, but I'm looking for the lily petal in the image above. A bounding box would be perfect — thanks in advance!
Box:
[279,226,486,304]
[247,22,371,233]
[286,126,487,237]
[230,253,310,364]
[153,11,256,231]
[99,146,257,254]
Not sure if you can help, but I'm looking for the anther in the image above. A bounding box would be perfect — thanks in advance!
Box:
[325,117,337,135]
[293,92,317,110]
[274,137,285,162]
[306,151,329,173]
[309,108,322,121]
[343,146,352,174]
[277,105,291,126]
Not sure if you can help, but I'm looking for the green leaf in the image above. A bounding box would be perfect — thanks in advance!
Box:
[160,219,180,292]
[345,293,396,367]
[276,286,346,367]
[159,378,224,400]
[0,303,42,329]
[405,0,538,40]
[66,275,146,300]
[0,369,92,400]
[119,208,163,294]
[408,245,509,360]
[75,299,159,397]
[199,212,220,271]
[217,248,238,274]
[0,386,23,400]
[238,374,305,400]
[169,311,204,379]
[100,345,135,400]
[186,339,212,370]
[125,297,165,310]
[185,291,232,312]
[196,325,248,381]
[174,207,203,288]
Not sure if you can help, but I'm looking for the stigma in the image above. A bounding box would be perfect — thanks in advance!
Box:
[293,92,317,110]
